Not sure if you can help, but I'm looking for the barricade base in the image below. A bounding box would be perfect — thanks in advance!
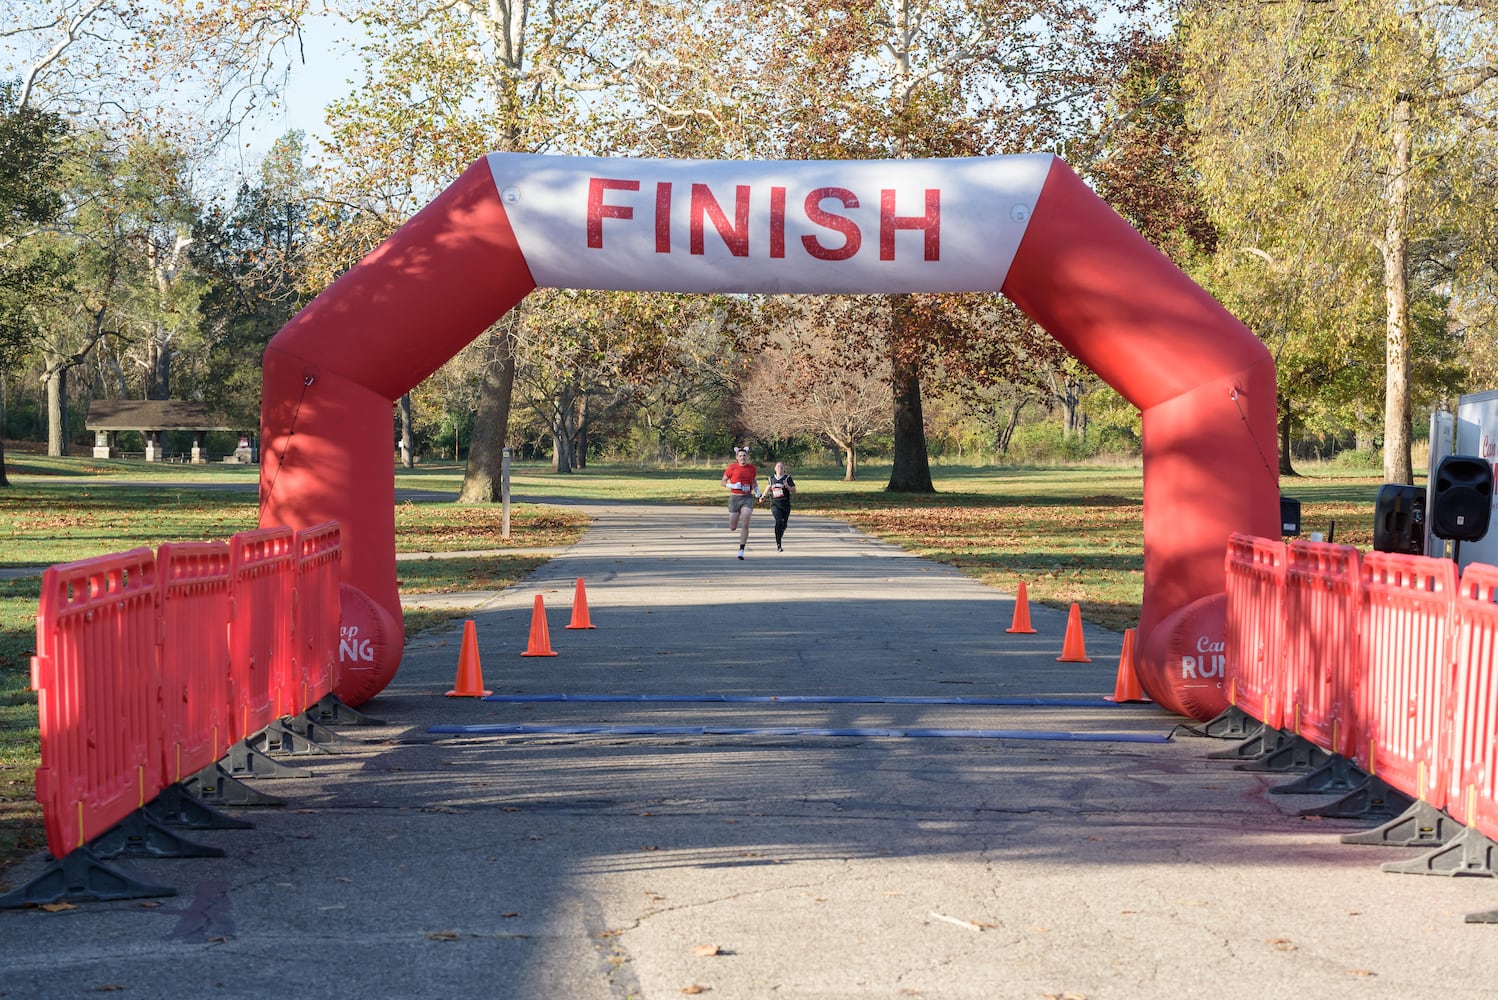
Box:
[144,784,253,831]
[1179,704,1262,741]
[1341,798,1458,848]
[282,713,361,748]
[1301,775,1413,823]
[0,847,177,909]
[1205,725,1290,761]
[249,719,335,757]
[220,740,313,780]
[1231,734,1333,774]
[1381,825,1498,878]
[89,809,226,860]
[184,763,286,808]
[305,692,385,727]
[1269,754,1367,796]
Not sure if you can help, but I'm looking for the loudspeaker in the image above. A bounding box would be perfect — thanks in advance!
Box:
[1279,496,1301,537]
[1373,484,1425,555]
[1430,455,1493,542]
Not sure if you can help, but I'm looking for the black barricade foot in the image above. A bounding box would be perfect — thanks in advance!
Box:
[89,809,225,860]
[1382,825,1498,877]
[1180,705,1263,741]
[306,693,385,727]
[1301,775,1413,822]
[1205,725,1289,761]
[1341,797,1457,848]
[282,712,359,749]
[1467,907,1498,923]
[221,739,312,779]
[1271,753,1367,795]
[145,783,253,831]
[184,763,285,808]
[1232,733,1331,774]
[250,719,334,758]
[0,847,177,909]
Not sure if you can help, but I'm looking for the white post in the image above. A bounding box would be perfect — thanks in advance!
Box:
[501,447,511,540]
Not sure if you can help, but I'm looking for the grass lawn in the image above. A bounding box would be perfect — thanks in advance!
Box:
[0,453,1385,886]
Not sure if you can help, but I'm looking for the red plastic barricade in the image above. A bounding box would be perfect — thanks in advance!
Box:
[1445,564,1498,839]
[1223,534,1286,727]
[1358,552,1458,806]
[1282,540,1362,756]
[31,549,161,858]
[229,526,296,740]
[156,541,234,782]
[293,522,342,711]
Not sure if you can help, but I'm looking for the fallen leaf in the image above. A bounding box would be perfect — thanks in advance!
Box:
[502,911,520,919]
[40,902,76,912]
[692,944,721,957]
[640,845,661,851]
[1267,938,1297,951]
[93,986,127,992]
[424,930,461,941]
[1347,969,1376,977]
[681,986,709,995]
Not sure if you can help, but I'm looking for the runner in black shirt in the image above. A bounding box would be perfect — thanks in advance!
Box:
[765,461,797,552]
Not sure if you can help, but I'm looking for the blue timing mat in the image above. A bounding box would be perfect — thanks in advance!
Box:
[429,723,1172,743]
[481,693,1140,708]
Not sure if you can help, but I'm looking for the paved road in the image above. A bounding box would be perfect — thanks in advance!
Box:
[5,504,1498,999]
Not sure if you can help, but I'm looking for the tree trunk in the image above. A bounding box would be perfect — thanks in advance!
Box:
[458,328,517,503]
[0,396,9,487]
[844,444,857,481]
[550,385,577,474]
[398,393,414,468]
[996,400,1024,455]
[146,333,170,400]
[1278,407,1297,477]
[885,298,933,493]
[1381,92,1414,486]
[573,393,589,469]
[46,365,68,457]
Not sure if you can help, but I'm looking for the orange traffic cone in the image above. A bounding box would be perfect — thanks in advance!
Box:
[1056,603,1091,662]
[521,594,559,657]
[1106,628,1147,703]
[446,620,492,697]
[566,577,596,630]
[1005,581,1037,634]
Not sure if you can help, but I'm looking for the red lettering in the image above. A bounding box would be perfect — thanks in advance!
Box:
[690,183,751,256]
[770,186,786,259]
[587,177,640,249]
[655,181,672,254]
[880,188,940,261]
[802,188,861,261]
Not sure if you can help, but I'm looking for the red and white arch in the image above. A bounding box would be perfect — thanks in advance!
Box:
[259,154,1278,719]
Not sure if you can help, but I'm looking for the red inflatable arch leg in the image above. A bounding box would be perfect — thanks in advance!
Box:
[259,160,537,704]
[1004,159,1278,717]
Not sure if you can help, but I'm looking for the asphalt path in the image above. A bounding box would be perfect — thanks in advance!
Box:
[5,503,1498,999]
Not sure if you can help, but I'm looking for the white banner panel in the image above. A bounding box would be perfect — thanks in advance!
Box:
[484,153,1052,294]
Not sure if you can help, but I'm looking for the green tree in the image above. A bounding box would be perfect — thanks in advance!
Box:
[0,79,69,484]
[1182,1,1498,484]
[191,133,318,427]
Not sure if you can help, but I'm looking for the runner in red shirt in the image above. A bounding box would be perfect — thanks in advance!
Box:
[721,446,760,560]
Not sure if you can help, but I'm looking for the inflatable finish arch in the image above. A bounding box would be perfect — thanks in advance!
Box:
[259,154,1278,720]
